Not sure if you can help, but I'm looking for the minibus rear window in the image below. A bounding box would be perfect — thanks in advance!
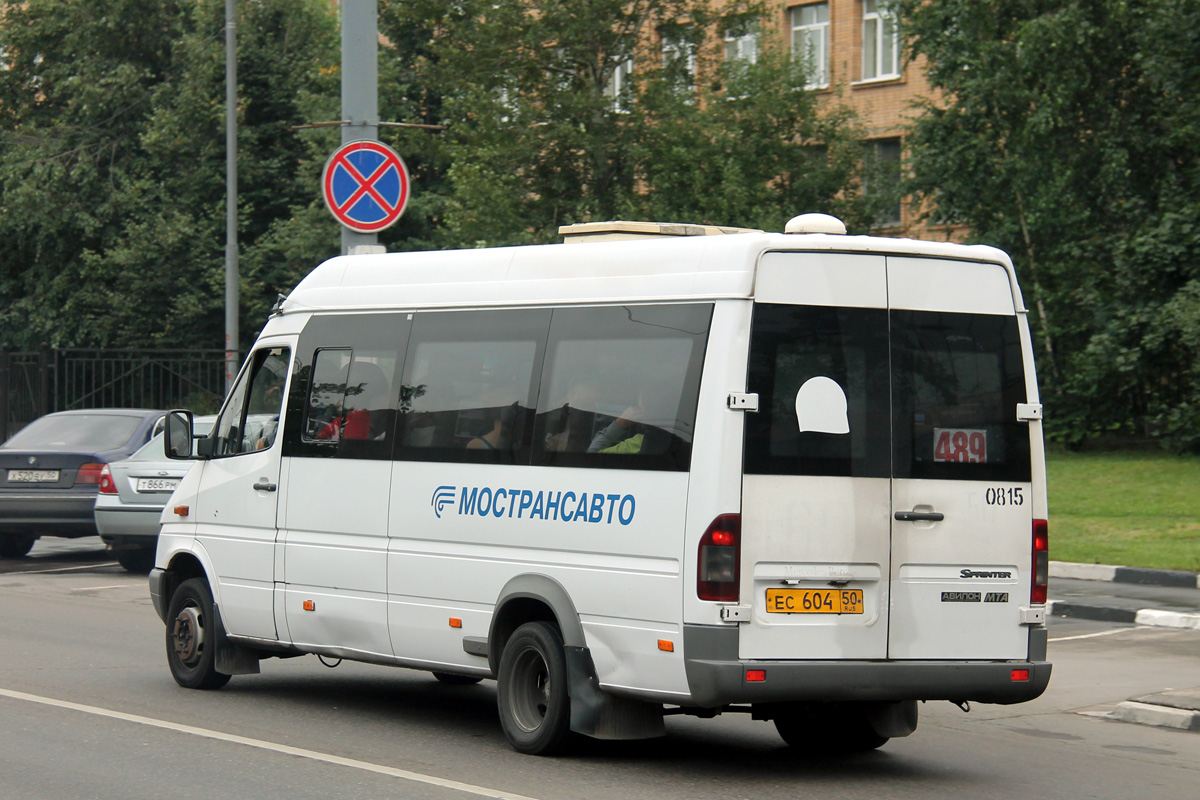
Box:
[891,310,1030,482]
[744,304,891,478]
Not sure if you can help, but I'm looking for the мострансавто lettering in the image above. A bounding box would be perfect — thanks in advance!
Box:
[432,485,635,525]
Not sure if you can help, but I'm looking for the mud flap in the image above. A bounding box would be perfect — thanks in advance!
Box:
[212,603,262,676]
[565,645,664,740]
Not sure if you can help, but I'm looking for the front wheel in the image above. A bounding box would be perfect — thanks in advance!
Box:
[165,577,231,690]
[496,621,572,755]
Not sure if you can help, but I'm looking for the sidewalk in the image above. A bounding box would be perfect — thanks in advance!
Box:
[1049,560,1200,734]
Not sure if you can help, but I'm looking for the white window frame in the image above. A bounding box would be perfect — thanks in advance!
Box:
[603,58,635,112]
[861,0,900,82]
[661,29,698,92]
[724,29,758,66]
[790,3,830,89]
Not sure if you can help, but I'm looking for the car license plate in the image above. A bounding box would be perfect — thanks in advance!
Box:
[766,588,864,614]
[136,477,179,492]
[7,469,59,483]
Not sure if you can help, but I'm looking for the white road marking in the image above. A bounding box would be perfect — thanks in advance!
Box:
[1049,627,1146,643]
[69,585,131,592]
[5,563,119,575]
[0,687,538,800]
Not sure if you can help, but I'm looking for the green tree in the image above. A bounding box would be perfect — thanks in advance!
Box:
[378,0,893,249]
[0,0,339,350]
[899,0,1200,450]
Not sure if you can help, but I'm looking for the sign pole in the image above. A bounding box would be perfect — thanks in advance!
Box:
[341,0,382,255]
[224,0,239,393]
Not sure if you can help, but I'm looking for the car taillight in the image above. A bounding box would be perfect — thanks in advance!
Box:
[78,463,107,486]
[1032,519,1049,604]
[96,465,117,494]
[697,514,740,602]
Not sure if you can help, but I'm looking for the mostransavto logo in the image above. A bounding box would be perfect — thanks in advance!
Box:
[430,485,636,525]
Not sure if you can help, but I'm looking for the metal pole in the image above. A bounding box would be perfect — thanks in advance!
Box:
[224,0,240,393]
[341,0,381,255]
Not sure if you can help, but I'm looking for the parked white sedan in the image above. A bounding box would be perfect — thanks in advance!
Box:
[94,417,215,573]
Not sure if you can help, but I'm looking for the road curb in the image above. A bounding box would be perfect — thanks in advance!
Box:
[1046,599,1200,630]
[1050,561,1200,589]
[1108,701,1200,732]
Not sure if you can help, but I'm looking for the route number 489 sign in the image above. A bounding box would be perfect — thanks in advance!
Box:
[933,427,987,464]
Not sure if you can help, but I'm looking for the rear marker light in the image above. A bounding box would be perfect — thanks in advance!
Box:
[97,465,117,495]
[1011,669,1030,682]
[1032,519,1049,604]
[303,600,316,611]
[745,670,766,683]
[697,514,741,602]
[77,462,106,485]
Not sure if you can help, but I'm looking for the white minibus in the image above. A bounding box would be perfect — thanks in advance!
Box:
[153,213,1050,755]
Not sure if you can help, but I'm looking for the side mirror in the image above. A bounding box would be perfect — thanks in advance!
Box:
[164,410,195,460]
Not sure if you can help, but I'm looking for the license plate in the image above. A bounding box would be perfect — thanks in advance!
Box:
[136,477,179,492]
[7,469,59,483]
[766,588,864,614]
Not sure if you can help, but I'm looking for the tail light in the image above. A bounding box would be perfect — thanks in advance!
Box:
[97,465,117,494]
[77,463,107,486]
[697,514,740,602]
[1031,519,1049,604]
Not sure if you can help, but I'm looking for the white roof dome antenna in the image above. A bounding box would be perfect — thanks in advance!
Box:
[785,213,847,235]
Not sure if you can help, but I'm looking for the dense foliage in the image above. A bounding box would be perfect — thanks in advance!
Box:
[900,0,1200,451]
[378,0,894,248]
[0,0,341,351]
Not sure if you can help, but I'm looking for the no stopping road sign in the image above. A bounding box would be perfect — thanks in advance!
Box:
[322,140,410,233]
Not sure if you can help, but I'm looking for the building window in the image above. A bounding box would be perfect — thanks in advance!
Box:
[661,28,698,95]
[864,137,902,228]
[603,58,635,112]
[724,28,758,66]
[862,0,900,81]
[790,3,829,89]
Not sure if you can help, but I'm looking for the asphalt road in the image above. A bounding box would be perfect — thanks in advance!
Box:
[2,539,1198,800]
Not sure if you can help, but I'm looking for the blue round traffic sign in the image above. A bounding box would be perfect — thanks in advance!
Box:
[322,140,411,233]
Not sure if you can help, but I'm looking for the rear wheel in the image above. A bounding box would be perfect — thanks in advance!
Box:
[0,534,36,558]
[496,621,572,755]
[165,577,231,690]
[773,703,889,753]
[115,546,155,574]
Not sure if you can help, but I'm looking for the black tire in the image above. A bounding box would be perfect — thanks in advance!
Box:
[0,534,36,558]
[115,546,155,574]
[773,703,889,753]
[433,672,484,686]
[496,621,572,755]
[165,577,232,690]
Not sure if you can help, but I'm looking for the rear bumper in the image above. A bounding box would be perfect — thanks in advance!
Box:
[94,505,163,539]
[0,493,98,537]
[683,624,1051,708]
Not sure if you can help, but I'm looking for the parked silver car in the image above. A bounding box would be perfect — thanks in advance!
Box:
[94,417,215,573]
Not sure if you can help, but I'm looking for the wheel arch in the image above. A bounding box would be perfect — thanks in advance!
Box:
[487,574,585,676]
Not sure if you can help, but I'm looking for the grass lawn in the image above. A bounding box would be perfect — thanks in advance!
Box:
[1047,448,1200,572]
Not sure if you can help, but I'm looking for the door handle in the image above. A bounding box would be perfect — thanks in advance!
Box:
[895,510,944,522]
[253,480,277,492]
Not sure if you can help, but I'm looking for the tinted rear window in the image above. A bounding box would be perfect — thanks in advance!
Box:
[4,414,144,451]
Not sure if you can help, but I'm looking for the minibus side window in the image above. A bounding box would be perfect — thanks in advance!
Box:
[744,304,890,477]
[532,304,712,472]
[211,347,290,457]
[281,313,407,461]
[395,309,551,464]
[891,310,1031,482]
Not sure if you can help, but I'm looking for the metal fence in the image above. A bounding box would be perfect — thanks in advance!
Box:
[0,347,229,441]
